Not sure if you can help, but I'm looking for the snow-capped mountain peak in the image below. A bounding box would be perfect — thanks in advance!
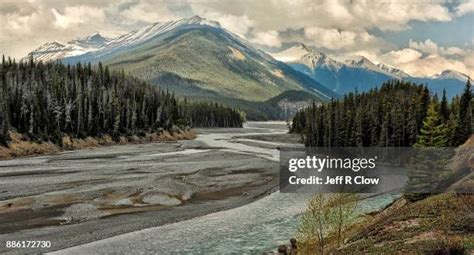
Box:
[376,63,410,78]
[344,55,379,71]
[103,16,221,52]
[23,32,111,62]
[35,41,66,52]
[185,15,221,27]
[343,55,412,78]
[434,69,469,81]
[272,44,419,81]
[69,32,110,49]
[271,44,343,70]
[270,43,311,62]
[23,16,221,63]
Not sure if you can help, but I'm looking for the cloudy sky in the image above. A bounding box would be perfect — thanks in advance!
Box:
[1,0,473,77]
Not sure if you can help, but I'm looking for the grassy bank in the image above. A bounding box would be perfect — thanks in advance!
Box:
[0,130,197,160]
[338,193,473,254]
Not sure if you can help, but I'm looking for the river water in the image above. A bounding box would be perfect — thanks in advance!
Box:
[52,122,400,254]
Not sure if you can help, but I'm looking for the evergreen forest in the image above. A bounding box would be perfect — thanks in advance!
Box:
[0,57,243,146]
[291,80,473,148]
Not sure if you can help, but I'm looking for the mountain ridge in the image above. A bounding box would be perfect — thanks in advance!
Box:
[22,16,468,103]
[271,44,468,97]
[58,16,336,104]
[23,33,111,62]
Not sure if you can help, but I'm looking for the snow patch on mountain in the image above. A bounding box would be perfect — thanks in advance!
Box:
[272,44,416,80]
[102,16,220,54]
[272,43,470,85]
[344,55,383,73]
[271,44,343,71]
[69,32,110,49]
[376,63,411,78]
[23,33,110,62]
[24,16,220,63]
[271,43,311,62]
[433,69,469,81]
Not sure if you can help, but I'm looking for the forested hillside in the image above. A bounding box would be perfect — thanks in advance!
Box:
[291,80,473,147]
[291,79,473,254]
[0,57,243,147]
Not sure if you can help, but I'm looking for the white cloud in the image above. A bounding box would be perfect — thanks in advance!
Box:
[118,1,179,25]
[304,27,383,51]
[208,14,253,38]
[0,0,469,80]
[462,52,474,77]
[400,54,471,77]
[409,39,464,56]
[305,27,356,50]
[250,31,281,47]
[456,0,474,16]
[0,2,114,58]
[185,0,451,53]
[219,15,253,37]
[380,48,423,64]
[334,50,381,64]
[380,47,474,77]
[52,6,105,29]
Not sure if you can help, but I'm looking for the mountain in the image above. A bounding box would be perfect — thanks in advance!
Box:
[265,90,320,120]
[272,43,342,71]
[69,32,110,49]
[23,33,110,62]
[59,16,335,102]
[376,63,410,78]
[271,44,344,93]
[411,70,469,98]
[183,89,321,121]
[272,44,468,98]
[433,69,469,81]
[272,44,398,94]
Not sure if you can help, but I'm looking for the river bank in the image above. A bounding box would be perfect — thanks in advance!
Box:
[0,129,197,160]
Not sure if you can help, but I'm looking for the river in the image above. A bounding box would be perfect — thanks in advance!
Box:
[47,122,399,254]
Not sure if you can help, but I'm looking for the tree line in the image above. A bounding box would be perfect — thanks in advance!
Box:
[183,100,243,128]
[291,79,473,147]
[0,57,243,146]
